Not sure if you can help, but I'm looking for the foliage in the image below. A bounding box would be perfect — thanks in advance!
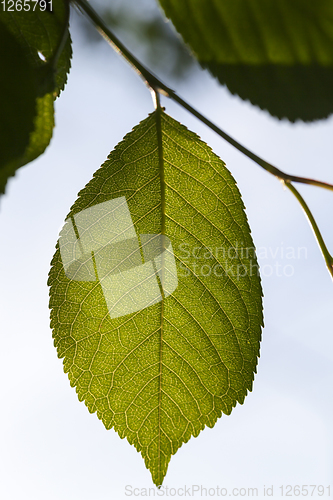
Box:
[0,0,71,194]
[0,0,332,487]
[79,0,195,79]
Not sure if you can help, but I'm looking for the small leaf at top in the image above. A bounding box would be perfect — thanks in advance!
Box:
[48,110,263,486]
[158,0,333,121]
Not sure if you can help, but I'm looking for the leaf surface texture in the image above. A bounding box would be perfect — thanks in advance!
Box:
[49,111,263,485]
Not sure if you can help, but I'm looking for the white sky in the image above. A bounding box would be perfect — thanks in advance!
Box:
[0,5,333,499]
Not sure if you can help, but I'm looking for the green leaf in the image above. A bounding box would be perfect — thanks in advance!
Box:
[48,111,263,486]
[158,0,333,121]
[0,24,37,177]
[0,0,71,195]
[0,0,71,95]
[0,93,54,195]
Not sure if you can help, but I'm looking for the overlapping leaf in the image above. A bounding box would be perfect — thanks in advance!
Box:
[0,25,37,175]
[0,0,71,195]
[49,111,263,484]
[158,0,333,121]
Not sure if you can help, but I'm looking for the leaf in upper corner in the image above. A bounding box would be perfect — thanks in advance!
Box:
[158,0,333,121]
[0,0,72,195]
[0,0,72,96]
[0,93,55,196]
[48,110,263,486]
[0,25,37,176]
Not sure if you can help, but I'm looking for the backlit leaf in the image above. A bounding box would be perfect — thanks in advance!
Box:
[0,25,37,183]
[158,0,333,121]
[48,110,263,485]
[0,0,71,195]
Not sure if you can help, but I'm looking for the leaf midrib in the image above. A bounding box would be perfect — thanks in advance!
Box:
[155,108,166,483]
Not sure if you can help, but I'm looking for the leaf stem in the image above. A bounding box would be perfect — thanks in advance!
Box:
[284,181,333,278]
[154,92,166,237]
[73,0,173,95]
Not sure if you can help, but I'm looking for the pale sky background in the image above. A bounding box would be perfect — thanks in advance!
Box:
[1,2,333,499]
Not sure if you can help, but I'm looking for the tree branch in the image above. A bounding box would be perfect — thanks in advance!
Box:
[50,0,71,74]
[74,0,333,278]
